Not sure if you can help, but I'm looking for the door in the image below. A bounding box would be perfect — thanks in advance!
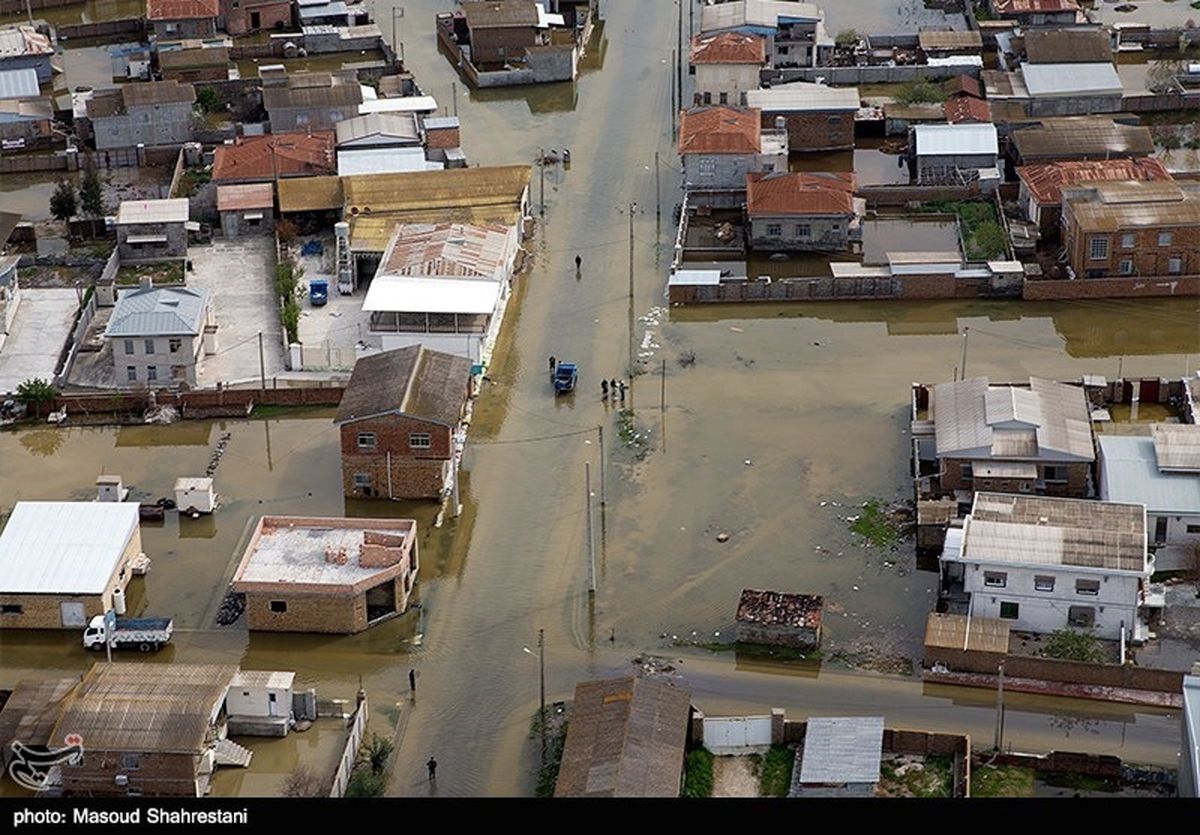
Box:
[1154,516,1169,545]
[60,602,86,628]
[268,692,279,717]
[250,10,261,28]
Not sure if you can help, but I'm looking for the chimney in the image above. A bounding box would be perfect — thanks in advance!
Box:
[140,276,153,291]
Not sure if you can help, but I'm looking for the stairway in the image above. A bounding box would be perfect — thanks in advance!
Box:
[212,738,253,768]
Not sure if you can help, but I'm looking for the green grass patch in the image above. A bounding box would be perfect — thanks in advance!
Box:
[915,200,1007,261]
[1038,771,1118,793]
[848,500,901,548]
[682,748,714,798]
[175,166,211,198]
[733,642,822,662]
[757,745,794,797]
[115,261,185,286]
[879,754,953,797]
[893,79,946,105]
[1041,629,1105,663]
[972,763,1036,797]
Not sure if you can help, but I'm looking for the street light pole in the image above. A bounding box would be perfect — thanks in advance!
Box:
[538,628,546,761]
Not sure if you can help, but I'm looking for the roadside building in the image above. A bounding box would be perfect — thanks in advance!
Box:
[422,115,464,166]
[52,663,246,796]
[334,344,474,500]
[698,0,831,68]
[146,0,220,39]
[1184,673,1200,798]
[225,671,295,737]
[216,183,275,238]
[1097,425,1200,557]
[942,96,991,125]
[555,676,693,797]
[85,80,196,151]
[157,45,231,84]
[461,0,540,65]
[221,0,293,35]
[735,588,823,650]
[335,112,422,151]
[987,0,1079,27]
[745,81,858,151]
[1060,180,1200,279]
[105,285,216,388]
[337,146,443,176]
[0,96,52,148]
[923,376,1095,498]
[262,72,364,132]
[1009,117,1154,165]
[917,30,982,61]
[1019,61,1123,117]
[0,25,54,83]
[745,171,859,252]
[791,716,884,797]
[0,676,79,768]
[689,31,766,107]
[911,123,999,186]
[0,502,143,630]
[940,492,1152,641]
[230,515,420,633]
[115,198,190,262]
[678,106,787,195]
[211,131,337,184]
[1016,157,1170,235]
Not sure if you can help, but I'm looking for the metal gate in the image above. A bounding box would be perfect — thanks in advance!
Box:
[703,716,773,753]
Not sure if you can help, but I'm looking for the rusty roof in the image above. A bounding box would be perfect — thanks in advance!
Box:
[943,75,982,99]
[277,175,343,212]
[462,0,538,29]
[917,30,982,51]
[334,345,472,426]
[690,31,766,65]
[1011,118,1154,161]
[993,0,1079,14]
[146,0,219,20]
[1017,157,1171,206]
[555,676,692,797]
[212,132,336,183]
[1024,28,1111,64]
[736,588,823,629]
[217,182,275,212]
[678,106,761,155]
[1064,180,1200,232]
[924,612,1010,654]
[51,663,236,753]
[344,165,530,215]
[943,96,992,124]
[378,222,514,279]
[746,171,855,216]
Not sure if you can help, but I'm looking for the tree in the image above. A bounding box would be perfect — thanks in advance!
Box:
[49,180,77,224]
[79,165,105,219]
[195,86,219,114]
[835,29,860,48]
[344,765,386,797]
[281,765,327,797]
[15,377,58,418]
[358,734,393,775]
[894,79,945,105]
[971,221,1008,261]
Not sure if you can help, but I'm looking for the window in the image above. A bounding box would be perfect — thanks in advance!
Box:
[147,366,158,382]
[353,473,372,487]
[698,157,716,176]
[778,45,790,55]
[121,753,140,771]
[1068,606,1095,628]
[1088,237,1109,260]
[1034,575,1056,592]
[410,433,432,449]
[144,339,155,354]
[168,338,182,353]
[1168,257,1182,274]
[831,223,840,232]
[827,116,841,125]
[1042,465,1067,482]
[1187,524,1200,534]
[124,339,135,355]
[999,601,1019,620]
[269,600,287,613]
[1120,233,1135,249]
[357,432,377,450]
[718,92,728,105]
[1,604,22,615]
[702,91,712,105]
[1118,259,1133,276]
[983,571,1007,588]
[766,223,783,237]
[961,463,973,480]
[126,366,137,382]
[1076,579,1100,596]
[796,223,811,238]
[1157,231,1173,247]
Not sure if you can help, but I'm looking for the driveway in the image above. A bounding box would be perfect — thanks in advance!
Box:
[0,288,80,394]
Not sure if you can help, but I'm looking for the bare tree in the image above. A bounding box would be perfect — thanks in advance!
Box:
[281,765,328,797]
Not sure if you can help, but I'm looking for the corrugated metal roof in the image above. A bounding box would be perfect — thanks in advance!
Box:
[358,96,438,115]
[1024,28,1112,63]
[230,670,295,690]
[0,67,39,100]
[799,717,884,785]
[0,25,53,58]
[1021,62,1122,97]
[924,612,1010,654]
[960,492,1147,573]
[106,286,209,337]
[216,183,274,212]
[1065,180,1200,231]
[1017,158,1171,206]
[918,30,982,51]
[378,221,515,281]
[1098,434,1200,514]
[701,0,822,32]
[337,146,442,175]
[913,123,998,157]
[746,81,859,113]
[1012,118,1154,161]
[116,198,189,225]
[120,79,196,107]
[147,0,219,19]
[678,106,761,155]
[0,502,140,594]
[1152,424,1200,472]
[943,96,991,124]
[0,677,79,751]
[361,275,500,315]
[276,174,343,212]
[335,112,420,146]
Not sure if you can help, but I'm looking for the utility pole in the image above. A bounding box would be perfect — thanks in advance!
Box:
[258,330,266,390]
[676,0,683,117]
[597,425,606,507]
[660,358,666,414]
[392,7,405,65]
[452,82,458,117]
[25,0,33,26]
[993,662,1006,751]
[655,151,661,219]
[688,0,693,37]
[585,462,596,594]
[538,149,545,216]
[959,326,970,382]
[627,202,636,408]
[670,48,676,139]
[538,627,546,762]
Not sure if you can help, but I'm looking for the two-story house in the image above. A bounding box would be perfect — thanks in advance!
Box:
[115,198,190,262]
[1061,179,1200,279]
[335,346,474,500]
[988,0,1079,27]
[220,0,293,35]
[261,72,364,133]
[105,284,216,388]
[698,0,831,68]
[690,31,766,108]
[1016,157,1171,237]
[678,106,787,196]
[461,0,540,65]
[84,80,196,151]
[745,81,859,152]
[940,492,1153,641]
[146,0,220,40]
[746,171,859,252]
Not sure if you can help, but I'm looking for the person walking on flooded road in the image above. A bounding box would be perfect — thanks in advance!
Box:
[575,254,582,272]
[409,669,416,693]
[427,757,437,780]
[601,379,609,399]
[618,380,627,402]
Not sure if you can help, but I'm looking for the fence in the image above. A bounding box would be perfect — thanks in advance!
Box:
[924,645,1186,694]
[328,697,368,798]
[0,153,70,174]
[1023,276,1200,300]
[765,64,980,85]
[48,384,346,421]
[53,290,95,388]
[1122,92,1200,113]
[860,184,980,207]
[298,341,359,371]
[57,19,144,41]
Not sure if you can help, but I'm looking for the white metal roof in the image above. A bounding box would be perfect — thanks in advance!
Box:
[1021,62,1123,97]
[913,123,998,157]
[746,82,859,112]
[359,96,437,115]
[362,276,501,315]
[926,55,984,67]
[701,0,822,31]
[799,717,884,785]
[0,67,39,100]
[1152,424,1200,472]
[669,269,721,286]
[230,670,296,690]
[0,502,140,594]
[337,147,442,176]
[115,198,190,225]
[1098,435,1200,515]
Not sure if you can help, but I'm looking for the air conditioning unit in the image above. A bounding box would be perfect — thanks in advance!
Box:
[114,774,129,786]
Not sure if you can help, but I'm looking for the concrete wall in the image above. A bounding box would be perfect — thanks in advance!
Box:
[1023,276,1200,300]
[694,64,760,107]
[226,683,293,719]
[111,332,203,388]
[1028,94,1122,118]
[924,645,1186,694]
[683,152,755,192]
[526,44,576,83]
[736,622,820,650]
[765,64,978,86]
[117,221,188,262]
[220,209,274,238]
[748,214,851,251]
[93,103,196,151]
[377,329,485,363]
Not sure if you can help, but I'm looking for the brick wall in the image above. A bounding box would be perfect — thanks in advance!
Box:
[762,111,854,152]
[62,751,199,797]
[244,589,366,633]
[940,459,1090,498]
[339,413,453,500]
[1063,211,1200,279]
[1024,276,1200,300]
[51,385,345,417]
[470,25,538,64]
[223,0,293,35]
[425,126,461,150]
[736,622,820,650]
[924,645,1185,693]
[992,750,1122,779]
[0,593,105,631]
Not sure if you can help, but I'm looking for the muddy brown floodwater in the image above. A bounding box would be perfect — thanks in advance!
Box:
[0,1,1197,798]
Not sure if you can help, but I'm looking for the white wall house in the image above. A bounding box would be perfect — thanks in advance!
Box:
[940,492,1154,641]
[690,31,767,107]
[225,670,295,718]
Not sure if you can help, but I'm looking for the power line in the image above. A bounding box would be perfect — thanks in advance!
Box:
[472,428,595,446]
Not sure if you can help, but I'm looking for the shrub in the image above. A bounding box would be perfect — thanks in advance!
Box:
[835,29,860,48]
[281,765,327,797]
[894,79,945,105]
[359,734,393,775]
[276,219,299,243]
[1042,629,1104,663]
[49,180,77,223]
[281,297,300,344]
[344,765,386,797]
[681,748,714,798]
[195,86,219,114]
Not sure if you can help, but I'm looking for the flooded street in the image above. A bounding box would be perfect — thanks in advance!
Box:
[0,0,1196,798]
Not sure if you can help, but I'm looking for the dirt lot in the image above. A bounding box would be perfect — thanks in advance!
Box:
[711,756,759,798]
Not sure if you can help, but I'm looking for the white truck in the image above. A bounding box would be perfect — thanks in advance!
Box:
[83,615,173,652]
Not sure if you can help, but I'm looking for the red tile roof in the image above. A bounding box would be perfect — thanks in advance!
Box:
[1017,157,1173,206]
[943,75,982,99]
[690,31,767,65]
[147,0,219,20]
[944,96,992,124]
[212,132,337,183]
[993,0,1079,14]
[678,106,761,155]
[746,171,857,216]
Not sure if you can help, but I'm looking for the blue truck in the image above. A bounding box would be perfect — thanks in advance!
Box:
[309,278,329,306]
[553,362,577,394]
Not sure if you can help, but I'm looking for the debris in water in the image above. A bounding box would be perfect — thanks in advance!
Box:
[852,585,860,591]
[716,531,730,542]
[730,326,743,333]
[744,459,752,466]
[820,501,828,507]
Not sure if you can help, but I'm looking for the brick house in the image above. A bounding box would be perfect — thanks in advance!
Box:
[1061,180,1200,280]
[746,170,859,252]
[689,31,766,107]
[987,0,1079,26]
[221,0,293,35]
[1016,157,1171,236]
[735,588,823,650]
[211,131,337,184]
[146,0,221,39]
[335,346,474,500]
[462,0,540,66]
[231,516,420,633]
[745,81,859,152]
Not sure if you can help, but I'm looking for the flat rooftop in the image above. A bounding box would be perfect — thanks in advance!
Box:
[0,502,140,594]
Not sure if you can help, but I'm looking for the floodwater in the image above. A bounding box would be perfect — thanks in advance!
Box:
[1094,0,1200,29]
[0,0,143,28]
[0,0,1197,798]
[792,139,911,187]
[0,173,79,221]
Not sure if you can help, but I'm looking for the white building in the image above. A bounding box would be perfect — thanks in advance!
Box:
[689,31,767,107]
[940,492,1157,641]
[1184,673,1200,798]
[912,123,1000,186]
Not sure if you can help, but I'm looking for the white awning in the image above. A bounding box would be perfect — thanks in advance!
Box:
[124,234,167,244]
[362,276,501,315]
[242,212,264,221]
